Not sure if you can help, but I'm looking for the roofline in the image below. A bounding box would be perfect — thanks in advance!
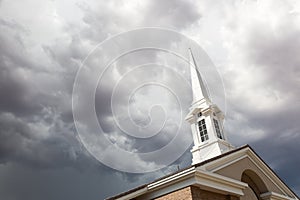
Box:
[106,145,299,200]
[107,165,249,200]
[106,145,249,200]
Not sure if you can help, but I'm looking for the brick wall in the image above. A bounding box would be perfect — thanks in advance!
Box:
[191,186,239,200]
[154,186,239,200]
[155,187,193,200]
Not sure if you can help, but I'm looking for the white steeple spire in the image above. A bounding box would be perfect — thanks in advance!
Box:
[188,48,210,104]
[186,48,234,165]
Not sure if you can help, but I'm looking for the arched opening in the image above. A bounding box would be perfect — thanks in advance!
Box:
[240,169,268,200]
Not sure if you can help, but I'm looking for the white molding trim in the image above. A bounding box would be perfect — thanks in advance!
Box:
[260,192,297,200]
[194,169,248,196]
[147,167,196,190]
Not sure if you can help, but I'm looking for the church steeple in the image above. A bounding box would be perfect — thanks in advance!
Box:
[185,48,234,165]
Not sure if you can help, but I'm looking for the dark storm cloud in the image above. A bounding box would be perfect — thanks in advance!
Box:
[0,68,42,116]
[0,11,134,199]
[0,112,80,168]
[0,18,83,169]
[252,135,300,195]
[0,0,299,199]
[0,162,145,200]
[0,0,199,197]
[0,20,42,116]
[245,24,300,92]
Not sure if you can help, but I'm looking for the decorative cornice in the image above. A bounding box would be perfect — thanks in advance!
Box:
[194,168,248,196]
[147,167,196,190]
[261,192,296,200]
[147,166,248,198]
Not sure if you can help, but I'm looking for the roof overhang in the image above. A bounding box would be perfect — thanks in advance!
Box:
[107,145,299,200]
[113,166,248,200]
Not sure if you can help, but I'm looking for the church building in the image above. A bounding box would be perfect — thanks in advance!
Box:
[106,49,299,200]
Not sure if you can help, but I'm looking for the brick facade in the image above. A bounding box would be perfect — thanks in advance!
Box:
[191,186,239,200]
[155,186,239,200]
[155,187,193,200]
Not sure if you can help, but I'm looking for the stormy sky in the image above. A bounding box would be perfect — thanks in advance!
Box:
[0,0,300,199]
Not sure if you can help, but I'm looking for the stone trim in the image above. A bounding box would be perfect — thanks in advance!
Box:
[261,192,296,200]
